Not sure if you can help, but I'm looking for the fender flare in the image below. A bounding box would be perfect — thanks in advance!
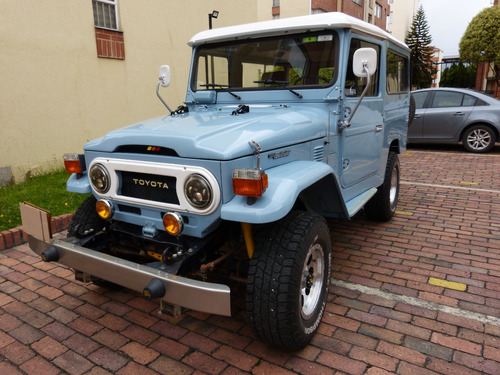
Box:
[221,160,345,223]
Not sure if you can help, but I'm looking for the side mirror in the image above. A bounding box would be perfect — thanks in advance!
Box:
[159,65,171,87]
[352,48,377,78]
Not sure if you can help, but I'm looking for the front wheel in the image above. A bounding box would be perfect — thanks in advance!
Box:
[364,151,400,221]
[68,195,106,238]
[246,211,332,351]
[462,125,496,153]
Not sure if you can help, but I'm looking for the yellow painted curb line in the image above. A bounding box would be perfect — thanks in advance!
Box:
[460,181,479,186]
[428,277,466,291]
[395,211,413,216]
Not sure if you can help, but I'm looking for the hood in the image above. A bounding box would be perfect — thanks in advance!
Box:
[84,106,327,160]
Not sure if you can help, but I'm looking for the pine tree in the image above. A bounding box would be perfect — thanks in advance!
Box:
[405,6,436,89]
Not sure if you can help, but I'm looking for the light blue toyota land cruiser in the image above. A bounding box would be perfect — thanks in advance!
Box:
[27,13,412,350]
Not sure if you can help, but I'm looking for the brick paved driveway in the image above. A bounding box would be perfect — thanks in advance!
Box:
[1,145,500,374]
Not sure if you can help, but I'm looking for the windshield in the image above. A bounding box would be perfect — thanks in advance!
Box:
[192,32,338,92]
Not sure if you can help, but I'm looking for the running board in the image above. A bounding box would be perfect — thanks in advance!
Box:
[345,188,377,218]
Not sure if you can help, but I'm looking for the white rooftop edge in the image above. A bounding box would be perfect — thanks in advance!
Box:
[188,12,408,50]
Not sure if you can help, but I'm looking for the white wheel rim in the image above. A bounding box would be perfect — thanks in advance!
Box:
[301,243,324,319]
[467,129,491,151]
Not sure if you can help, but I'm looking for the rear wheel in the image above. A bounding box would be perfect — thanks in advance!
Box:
[365,151,400,221]
[246,211,332,351]
[462,125,496,153]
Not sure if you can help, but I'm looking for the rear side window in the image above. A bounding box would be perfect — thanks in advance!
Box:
[462,94,477,107]
[386,50,409,94]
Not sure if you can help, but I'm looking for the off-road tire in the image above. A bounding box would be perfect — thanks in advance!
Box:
[462,124,496,153]
[364,151,400,221]
[68,195,106,238]
[246,211,332,351]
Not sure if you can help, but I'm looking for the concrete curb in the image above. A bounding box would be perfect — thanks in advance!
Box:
[0,214,73,251]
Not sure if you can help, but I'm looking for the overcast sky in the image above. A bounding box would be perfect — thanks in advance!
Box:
[419,0,492,57]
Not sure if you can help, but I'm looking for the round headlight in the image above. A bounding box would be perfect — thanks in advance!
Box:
[89,164,110,194]
[185,174,212,209]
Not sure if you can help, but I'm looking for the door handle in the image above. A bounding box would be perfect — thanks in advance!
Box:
[375,125,383,132]
[454,112,465,116]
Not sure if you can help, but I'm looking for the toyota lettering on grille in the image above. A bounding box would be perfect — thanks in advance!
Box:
[132,178,169,189]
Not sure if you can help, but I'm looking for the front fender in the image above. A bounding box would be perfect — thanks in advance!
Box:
[67,172,92,194]
[221,161,337,223]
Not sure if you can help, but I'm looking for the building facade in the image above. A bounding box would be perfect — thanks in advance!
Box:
[1,0,413,186]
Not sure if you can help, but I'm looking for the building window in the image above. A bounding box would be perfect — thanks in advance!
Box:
[353,0,362,5]
[375,3,383,18]
[388,0,394,4]
[92,0,124,59]
[273,0,280,7]
[388,11,393,24]
[93,0,119,30]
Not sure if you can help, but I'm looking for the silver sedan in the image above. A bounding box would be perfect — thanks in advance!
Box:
[408,88,500,153]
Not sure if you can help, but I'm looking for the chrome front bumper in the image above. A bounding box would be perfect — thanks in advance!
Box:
[28,235,231,316]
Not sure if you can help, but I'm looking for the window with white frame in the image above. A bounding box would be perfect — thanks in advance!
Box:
[93,0,119,30]
[353,0,362,5]
[375,3,383,18]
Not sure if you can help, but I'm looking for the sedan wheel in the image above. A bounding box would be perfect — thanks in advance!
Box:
[463,125,496,153]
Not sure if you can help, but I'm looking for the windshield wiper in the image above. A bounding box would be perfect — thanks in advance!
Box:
[253,80,303,99]
[203,83,241,100]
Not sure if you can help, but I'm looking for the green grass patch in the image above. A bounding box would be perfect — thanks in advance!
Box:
[0,170,89,232]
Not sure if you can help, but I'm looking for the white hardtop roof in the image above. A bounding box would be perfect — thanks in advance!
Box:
[189,12,408,50]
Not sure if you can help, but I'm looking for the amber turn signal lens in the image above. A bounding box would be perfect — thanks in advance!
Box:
[163,212,183,236]
[63,153,83,174]
[96,200,114,220]
[232,169,268,198]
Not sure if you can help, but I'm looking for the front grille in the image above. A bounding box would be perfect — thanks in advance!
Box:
[120,171,180,204]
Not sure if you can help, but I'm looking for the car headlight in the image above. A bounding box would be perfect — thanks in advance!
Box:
[185,174,212,209]
[89,164,110,194]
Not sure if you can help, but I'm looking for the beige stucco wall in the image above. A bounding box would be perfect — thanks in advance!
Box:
[0,0,259,185]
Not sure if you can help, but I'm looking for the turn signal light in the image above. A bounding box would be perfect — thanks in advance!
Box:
[163,212,183,236]
[232,169,268,198]
[96,200,114,220]
[63,153,84,174]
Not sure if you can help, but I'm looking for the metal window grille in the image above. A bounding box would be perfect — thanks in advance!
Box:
[93,0,118,30]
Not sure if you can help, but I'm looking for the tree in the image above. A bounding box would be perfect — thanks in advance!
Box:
[440,63,477,88]
[405,6,436,89]
[459,6,500,62]
[459,6,500,93]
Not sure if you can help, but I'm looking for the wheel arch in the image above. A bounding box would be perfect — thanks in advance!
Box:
[221,161,348,223]
[459,122,499,143]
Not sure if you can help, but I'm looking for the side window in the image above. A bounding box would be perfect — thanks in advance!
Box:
[346,39,380,97]
[432,91,463,108]
[386,50,409,94]
[462,94,477,107]
[413,92,428,109]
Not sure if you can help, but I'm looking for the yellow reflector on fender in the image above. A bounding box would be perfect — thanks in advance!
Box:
[232,169,268,197]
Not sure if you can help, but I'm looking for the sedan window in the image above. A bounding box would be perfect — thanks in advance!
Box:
[432,91,463,108]
[462,94,477,107]
[413,91,428,109]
